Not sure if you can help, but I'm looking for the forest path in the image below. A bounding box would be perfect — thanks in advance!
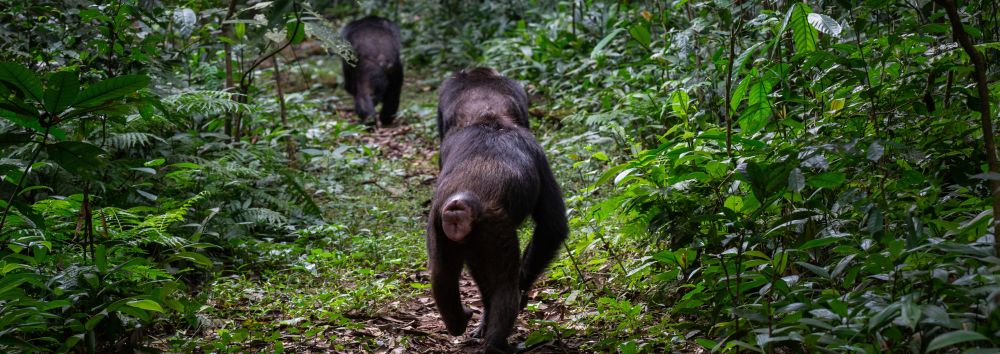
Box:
[174,58,587,353]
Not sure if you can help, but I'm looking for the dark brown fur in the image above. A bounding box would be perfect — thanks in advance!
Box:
[341,16,403,126]
[427,68,568,353]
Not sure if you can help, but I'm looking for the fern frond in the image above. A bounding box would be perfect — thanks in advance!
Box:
[243,207,287,225]
[281,170,322,217]
[106,132,165,151]
[164,90,255,115]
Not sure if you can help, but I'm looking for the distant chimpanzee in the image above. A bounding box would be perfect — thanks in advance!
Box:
[435,67,530,140]
[341,16,403,126]
[427,68,568,353]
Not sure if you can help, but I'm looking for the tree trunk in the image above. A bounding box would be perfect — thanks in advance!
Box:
[222,0,238,140]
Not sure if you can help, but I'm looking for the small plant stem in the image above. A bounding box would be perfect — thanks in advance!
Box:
[222,0,238,139]
[272,55,297,166]
[723,1,741,156]
[0,126,51,236]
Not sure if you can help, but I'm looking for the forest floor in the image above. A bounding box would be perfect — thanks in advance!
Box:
[160,55,592,353]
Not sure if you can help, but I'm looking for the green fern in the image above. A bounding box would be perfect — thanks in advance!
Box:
[164,90,255,115]
[281,170,323,217]
[243,207,287,225]
[106,132,164,151]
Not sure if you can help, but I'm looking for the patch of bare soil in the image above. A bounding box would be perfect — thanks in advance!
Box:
[278,271,587,354]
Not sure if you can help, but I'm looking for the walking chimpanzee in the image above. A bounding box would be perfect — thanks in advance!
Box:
[426,68,569,353]
[341,16,403,126]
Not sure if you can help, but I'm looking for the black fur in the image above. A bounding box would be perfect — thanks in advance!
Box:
[427,69,568,353]
[436,67,529,140]
[341,16,403,126]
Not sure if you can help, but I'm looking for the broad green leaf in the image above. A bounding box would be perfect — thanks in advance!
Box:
[731,72,753,111]
[58,333,85,354]
[126,299,165,313]
[807,171,846,188]
[286,21,305,44]
[740,77,773,134]
[595,163,629,187]
[798,237,840,250]
[0,272,43,295]
[807,13,842,38]
[95,245,107,273]
[926,330,989,352]
[1,263,27,275]
[0,62,43,103]
[790,3,818,54]
[73,74,150,107]
[171,162,201,169]
[43,70,79,114]
[167,251,213,268]
[694,339,719,351]
[794,261,829,278]
[628,22,651,48]
[0,107,43,132]
[828,98,845,113]
[671,90,690,118]
[84,311,106,331]
[44,141,107,177]
[590,28,625,59]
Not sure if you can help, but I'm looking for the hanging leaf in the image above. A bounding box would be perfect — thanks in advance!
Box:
[790,3,818,54]
[125,299,165,313]
[925,330,989,352]
[807,13,843,38]
[73,74,150,108]
[0,62,43,103]
[731,71,753,111]
[43,70,79,114]
[670,90,690,118]
[590,28,625,59]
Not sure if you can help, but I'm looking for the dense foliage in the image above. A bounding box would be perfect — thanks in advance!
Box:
[1,0,998,353]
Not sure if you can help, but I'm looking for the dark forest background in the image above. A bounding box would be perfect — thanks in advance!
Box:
[1,0,999,352]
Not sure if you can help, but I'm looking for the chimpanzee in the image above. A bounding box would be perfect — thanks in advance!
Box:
[427,68,568,353]
[435,67,530,140]
[341,16,403,126]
